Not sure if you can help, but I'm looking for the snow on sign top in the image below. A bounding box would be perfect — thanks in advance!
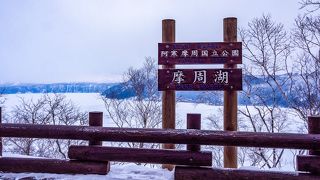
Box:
[158,42,242,65]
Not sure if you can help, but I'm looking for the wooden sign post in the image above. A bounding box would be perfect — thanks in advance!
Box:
[159,17,241,169]
[158,41,242,92]
[161,19,176,171]
[223,17,238,168]
[158,42,242,65]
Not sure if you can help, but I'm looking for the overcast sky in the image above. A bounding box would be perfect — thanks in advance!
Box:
[0,0,302,83]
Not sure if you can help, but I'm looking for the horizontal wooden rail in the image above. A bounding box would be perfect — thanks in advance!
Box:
[1,123,320,149]
[68,145,212,166]
[174,166,320,180]
[297,155,320,175]
[0,157,109,174]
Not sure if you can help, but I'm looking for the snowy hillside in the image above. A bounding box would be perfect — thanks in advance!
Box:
[0,83,115,94]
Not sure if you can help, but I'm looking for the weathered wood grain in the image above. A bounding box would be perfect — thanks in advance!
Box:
[68,146,212,166]
[0,157,109,174]
[0,123,319,149]
[175,166,320,180]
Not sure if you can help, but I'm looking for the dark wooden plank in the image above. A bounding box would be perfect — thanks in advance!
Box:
[223,17,238,168]
[308,116,320,155]
[0,157,109,174]
[1,124,320,149]
[161,19,176,171]
[158,42,242,65]
[68,146,212,166]
[297,155,320,175]
[174,166,320,180]
[89,112,103,146]
[187,114,201,151]
[158,68,242,91]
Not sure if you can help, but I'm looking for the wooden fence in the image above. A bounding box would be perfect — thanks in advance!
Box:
[0,109,320,179]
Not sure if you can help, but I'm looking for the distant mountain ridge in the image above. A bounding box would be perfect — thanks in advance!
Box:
[0,82,115,94]
[0,74,301,107]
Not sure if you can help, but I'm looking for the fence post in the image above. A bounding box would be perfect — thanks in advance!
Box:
[88,111,110,172]
[223,17,238,168]
[187,114,201,152]
[162,19,176,171]
[296,116,320,174]
[0,107,2,156]
[308,116,320,155]
[89,112,103,146]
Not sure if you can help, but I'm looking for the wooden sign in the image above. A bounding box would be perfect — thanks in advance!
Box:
[158,69,242,91]
[158,42,242,65]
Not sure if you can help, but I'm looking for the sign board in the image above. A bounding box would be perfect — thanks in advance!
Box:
[158,68,242,91]
[158,42,242,65]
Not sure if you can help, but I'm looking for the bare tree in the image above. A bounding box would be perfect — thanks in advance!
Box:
[238,14,291,169]
[205,109,224,167]
[5,94,88,158]
[43,94,88,159]
[0,96,4,106]
[6,96,49,156]
[300,0,320,12]
[0,87,6,107]
[101,57,161,150]
[290,12,320,125]
[238,9,320,168]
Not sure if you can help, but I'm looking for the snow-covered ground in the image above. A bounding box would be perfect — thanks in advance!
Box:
[1,152,173,180]
[0,93,305,179]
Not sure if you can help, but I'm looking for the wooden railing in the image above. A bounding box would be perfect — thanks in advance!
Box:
[0,108,320,179]
[1,123,320,149]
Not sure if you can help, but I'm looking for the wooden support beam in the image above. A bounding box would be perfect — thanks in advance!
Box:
[0,157,109,174]
[68,145,212,166]
[223,17,238,168]
[161,19,176,171]
[297,155,320,175]
[1,124,320,149]
[174,166,320,180]
[88,111,110,173]
[308,116,320,155]
[187,114,201,152]
[89,112,103,146]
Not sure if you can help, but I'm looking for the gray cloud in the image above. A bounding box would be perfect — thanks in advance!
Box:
[0,0,300,83]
